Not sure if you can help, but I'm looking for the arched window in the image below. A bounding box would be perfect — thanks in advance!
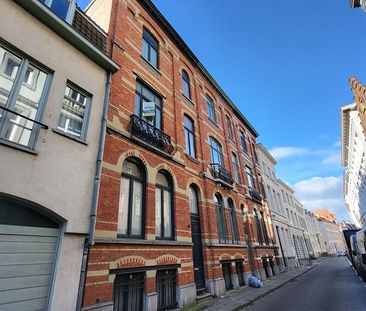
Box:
[189,185,199,214]
[253,209,263,245]
[209,137,223,165]
[215,193,226,243]
[184,115,196,158]
[231,153,241,184]
[206,95,216,122]
[182,70,191,99]
[260,211,269,245]
[155,171,174,239]
[228,199,239,244]
[118,158,145,238]
[239,130,248,152]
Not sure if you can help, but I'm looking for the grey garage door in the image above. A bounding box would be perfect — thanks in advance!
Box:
[0,224,59,311]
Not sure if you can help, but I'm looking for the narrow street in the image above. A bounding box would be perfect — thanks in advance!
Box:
[242,257,366,311]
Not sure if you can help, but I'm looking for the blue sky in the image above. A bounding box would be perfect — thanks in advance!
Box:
[78,1,366,221]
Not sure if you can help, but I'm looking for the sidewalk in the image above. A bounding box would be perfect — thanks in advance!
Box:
[185,260,323,311]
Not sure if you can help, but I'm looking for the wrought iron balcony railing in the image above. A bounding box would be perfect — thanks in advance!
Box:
[210,163,234,186]
[249,187,263,203]
[129,114,174,154]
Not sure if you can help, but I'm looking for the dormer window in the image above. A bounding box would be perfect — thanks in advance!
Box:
[39,0,76,23]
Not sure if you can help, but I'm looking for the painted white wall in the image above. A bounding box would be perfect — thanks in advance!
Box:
[0,0,108,234]
[0,1,109,310]
[342,104,365,229]
[256,145,295,262]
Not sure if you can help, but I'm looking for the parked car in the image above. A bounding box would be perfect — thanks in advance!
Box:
[350,231,366,282]
[343,229,360,264]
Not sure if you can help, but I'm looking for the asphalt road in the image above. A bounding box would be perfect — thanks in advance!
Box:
[242,257,366,311]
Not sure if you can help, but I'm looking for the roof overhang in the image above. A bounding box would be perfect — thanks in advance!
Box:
[13,0,119,73]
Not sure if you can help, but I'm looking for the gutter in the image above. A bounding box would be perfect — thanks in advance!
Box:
[76,72,112,311]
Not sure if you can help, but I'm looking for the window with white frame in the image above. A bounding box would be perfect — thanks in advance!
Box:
[118,158,146,238]
[57,83,91,140]
[0,45,50,149]
[155,171,174,239]
[39,0,76,23]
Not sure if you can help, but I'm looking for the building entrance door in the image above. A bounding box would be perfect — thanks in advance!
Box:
[191,214,205,291]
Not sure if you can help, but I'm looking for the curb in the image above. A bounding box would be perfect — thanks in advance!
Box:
[229,263,319,311]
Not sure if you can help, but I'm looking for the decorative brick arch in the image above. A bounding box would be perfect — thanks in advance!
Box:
[115,150,150,172]
[153,163,179,189]
[186,179,204,199]
[156,254,180,265]
[233,252,244,260]
[219,253,232,261]
[112,255,147,270]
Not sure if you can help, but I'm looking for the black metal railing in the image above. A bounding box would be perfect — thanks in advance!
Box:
[210,163,234,186]
[249,187,263,203]
[157,270,177,311]
[0,105,48,148]
[0,106,48,129]
[129,114,174,154]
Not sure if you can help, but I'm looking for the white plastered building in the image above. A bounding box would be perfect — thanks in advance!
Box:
[0,1,118,310]
[341,103,365,228]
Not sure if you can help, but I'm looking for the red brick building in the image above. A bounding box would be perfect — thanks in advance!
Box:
[83,0,277,310]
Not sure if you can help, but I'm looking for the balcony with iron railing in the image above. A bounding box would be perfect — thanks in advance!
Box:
[210,163,234,188]
[248,187,263,204]
[129,114,174,154]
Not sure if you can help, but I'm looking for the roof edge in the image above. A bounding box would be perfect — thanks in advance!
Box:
[138,0,259,137]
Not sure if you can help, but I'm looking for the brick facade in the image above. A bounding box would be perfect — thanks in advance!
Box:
[83,0,278,309]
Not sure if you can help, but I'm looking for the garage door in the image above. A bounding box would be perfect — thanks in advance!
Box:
[0,224,59,311]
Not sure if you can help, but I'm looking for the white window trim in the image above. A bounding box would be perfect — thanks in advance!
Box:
[43,0,76,24]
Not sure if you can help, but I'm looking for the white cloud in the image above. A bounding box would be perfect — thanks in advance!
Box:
[293,176,341,198]
[332,140,341,148]
[321,153,340,166]
[292,176,348,220]
[269,147,309,159]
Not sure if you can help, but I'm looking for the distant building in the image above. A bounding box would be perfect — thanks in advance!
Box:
[257,144,295,270]
[0,0,118,310]
[350,0,366,11]
[304,210,323,258]
[312,210,337,223]
[339,220,360,230]
[341,84,366,229]
[277,180,309,266]
[82,0,277,309]
[316,217,346,255]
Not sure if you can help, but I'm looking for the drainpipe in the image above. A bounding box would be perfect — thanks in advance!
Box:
[76,72,113,311]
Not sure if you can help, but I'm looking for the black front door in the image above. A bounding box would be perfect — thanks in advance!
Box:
[191,215,205,290]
